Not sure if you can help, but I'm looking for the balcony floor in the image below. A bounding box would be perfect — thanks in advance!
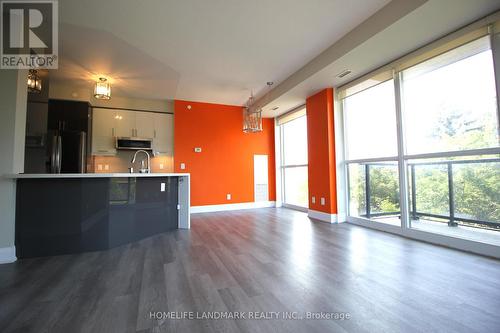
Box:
[370,216,500,246]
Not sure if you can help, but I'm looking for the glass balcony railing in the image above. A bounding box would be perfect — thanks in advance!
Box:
[408,158,499,231]
[349,158,500,232]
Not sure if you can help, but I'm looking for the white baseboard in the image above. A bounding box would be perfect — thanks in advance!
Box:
[308,209,340,223]
[336,213,347,223]
[191,201,276,213]
[0,246,17,264]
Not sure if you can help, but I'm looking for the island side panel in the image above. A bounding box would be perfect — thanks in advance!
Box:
[178,175,190,229]
[108,177,178,248]
[15,178,110,258]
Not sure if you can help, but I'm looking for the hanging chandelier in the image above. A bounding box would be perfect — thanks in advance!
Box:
[27,69,42,93]
[94,77,111,100]
[243,92,262,133]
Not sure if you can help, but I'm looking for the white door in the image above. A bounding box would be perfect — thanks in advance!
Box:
[254,155,269,202]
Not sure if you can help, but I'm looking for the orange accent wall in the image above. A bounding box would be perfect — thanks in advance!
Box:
[174,100,276,206]
[306,88,337,214]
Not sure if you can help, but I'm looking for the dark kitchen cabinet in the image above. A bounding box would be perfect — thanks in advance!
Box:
[48,99,91,132]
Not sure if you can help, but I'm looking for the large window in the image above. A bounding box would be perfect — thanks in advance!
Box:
[344,80,398,160]
[402,37,498,155]
[340,25,500,249]
[279,111,308,209]
[401,36,499,243]
[344,80,400,225]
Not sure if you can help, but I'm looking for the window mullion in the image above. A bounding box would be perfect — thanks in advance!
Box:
[394,70,410,230]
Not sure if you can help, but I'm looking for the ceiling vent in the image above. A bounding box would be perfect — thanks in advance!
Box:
[337,70,352,78]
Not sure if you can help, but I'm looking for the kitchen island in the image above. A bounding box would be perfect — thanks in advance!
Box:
[7,173,190,258]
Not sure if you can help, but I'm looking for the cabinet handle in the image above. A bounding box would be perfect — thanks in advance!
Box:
[154,130,156,138]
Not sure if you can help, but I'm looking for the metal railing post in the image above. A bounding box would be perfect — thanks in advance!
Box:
[447,162,457,227]
[410,164,418,221]
[365,164,371,219]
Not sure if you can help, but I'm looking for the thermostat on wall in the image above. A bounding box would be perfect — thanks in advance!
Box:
[194,147,202,153]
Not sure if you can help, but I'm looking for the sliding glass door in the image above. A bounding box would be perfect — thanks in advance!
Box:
[279,111,308,209]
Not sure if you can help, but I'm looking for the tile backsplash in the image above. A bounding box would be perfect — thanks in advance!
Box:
[91,151,173,173]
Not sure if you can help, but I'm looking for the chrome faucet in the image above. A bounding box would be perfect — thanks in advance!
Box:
[131,150,151,173]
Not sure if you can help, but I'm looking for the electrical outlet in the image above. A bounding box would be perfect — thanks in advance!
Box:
[194,147,202,153]
[180,163,186,170]
[97,164,102,171]
[226,193,231,200]
[321,197,325,205]
[161,183,165,192]
[159,163,164,170]
[104,164,109,171]
[311,196,316,204]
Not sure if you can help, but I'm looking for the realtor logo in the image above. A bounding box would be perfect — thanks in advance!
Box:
[1,0,58,69]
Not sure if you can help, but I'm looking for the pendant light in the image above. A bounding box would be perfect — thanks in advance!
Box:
[243,82,274,133]
[94,77,111,100]
[27,69,42,93]
[243,91,263,133]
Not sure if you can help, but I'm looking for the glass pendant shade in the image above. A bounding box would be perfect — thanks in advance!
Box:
[27,70,42,93]
[243,107,263,133]
[94,77,111,100]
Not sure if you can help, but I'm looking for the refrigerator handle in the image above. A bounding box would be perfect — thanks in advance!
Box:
[50,135,57,173]
[78,131,87,173]
[56,135,62,173]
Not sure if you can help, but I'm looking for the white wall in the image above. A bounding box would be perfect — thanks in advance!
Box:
[0,69,28,263]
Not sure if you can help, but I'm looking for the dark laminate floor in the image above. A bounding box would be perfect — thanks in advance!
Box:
[1,208,499,333]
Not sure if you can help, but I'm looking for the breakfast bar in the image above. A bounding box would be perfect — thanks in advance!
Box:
[7,173,190,258]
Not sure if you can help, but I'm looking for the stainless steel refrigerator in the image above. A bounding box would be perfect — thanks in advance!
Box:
[48,130,87,173]
[24,97,91,174]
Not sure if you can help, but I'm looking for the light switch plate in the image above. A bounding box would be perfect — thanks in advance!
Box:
[321,197,325,205]
[194,147,202,153]
[159,163,164,169]
[161,183,165,192]
[104,164,109,171]
[180,163,186,170]
[226,193,231,200]
[311,196,316,204]
[97,164,102,171]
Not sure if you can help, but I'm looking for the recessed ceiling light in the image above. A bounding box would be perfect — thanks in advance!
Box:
[337,70,351,78]
[266,81,274,86]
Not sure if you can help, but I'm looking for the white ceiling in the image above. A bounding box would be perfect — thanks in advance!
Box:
[257,0,500,117]
[54,0,391,104]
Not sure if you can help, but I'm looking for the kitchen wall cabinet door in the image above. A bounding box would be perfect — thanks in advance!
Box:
[92,108,116,155]
[153,113,173,155]
[135,112,155,138]
[114,111,136,138]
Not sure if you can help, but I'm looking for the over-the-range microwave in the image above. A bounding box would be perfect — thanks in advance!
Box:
[115,137,153,150]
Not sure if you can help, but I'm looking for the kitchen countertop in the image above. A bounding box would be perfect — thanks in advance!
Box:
[5,173,190,179]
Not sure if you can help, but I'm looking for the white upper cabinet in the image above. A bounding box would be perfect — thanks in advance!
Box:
[114,110,136,138]
[153,113,173,155]
[135,112,155,138]
[92,108,117,155]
